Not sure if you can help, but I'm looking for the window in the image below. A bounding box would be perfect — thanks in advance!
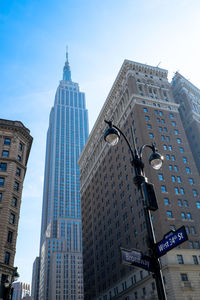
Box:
[181,212,186,220]
[172,121,176,126]
[145,115,150,120]
[9,213,15,224]
[169,165,173,171]
[143,108,148,112]
[158,174,164,180]
[195,241,200,249]
[166,136,170,142]
[149,133,154,139]
[174,165,179,172]
[180,147,184,153]
[189,241,194,249]
[147,124,152,129]
[4,138,11,145]
[159,126,163,132]
[0,192,2,202]
[177,138,182,144]
[171,176,176,182]
[163,127,168,132]
[159,111,163,116]
[19,143,23,151]
[193,255,198,265]
[178,199,182,207]
[12,197,17,207]
[0,177,5,186]
[180,188,185,195]
[181,273,188,281]
[174,187,179,195]
[177,176,181,183]
[167,211,173,218]
[177,254,184,264]
[161,135,165,141]
[183,157,187,163]
[166,154,170,160]
[161,119,165,124]
[16,167,21,177]
[2,150,9,157]
[187,213,192,220]
[171,155,175,161]
[7,231,13,243]
[185,226,190,234]
[163,145,167,150]
[164,198,170,205]
[189,178,194,184]
[190,226,196,234]
[14,182,19,191]
[168,145,172,151]
[196,202,200,209]
[4,252,10,265]
[157,118,160,123]
[192,189,198,197]
[0,163,7,171]
[183,200,189,208]
[17,155,21,162]
[174,129,179,135]
[169,113,174,118]
[161,185,167,193]
[154,110,158,115]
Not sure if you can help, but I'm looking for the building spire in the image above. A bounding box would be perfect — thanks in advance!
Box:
[63,46,72,81]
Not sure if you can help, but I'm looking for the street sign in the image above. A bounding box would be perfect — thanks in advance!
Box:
[156,226,188,258]
[121,248,153,272]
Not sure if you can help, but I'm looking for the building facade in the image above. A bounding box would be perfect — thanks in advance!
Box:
[31,257,40,300]
[78,60,200,299]
[12,282,30,300]
[37,51,88,300]
[0,119,32,300]
[171,72,200,176]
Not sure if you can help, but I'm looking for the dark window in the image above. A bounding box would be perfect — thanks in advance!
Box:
[0,192,2,201]
[14,182,19,191]
[0,177,5,186]
[4,138,11,145]
[2,150,9,157]
[19,143,23,151]
[7,231,13,243]
[17,155,21,162]
[9,213,15,224]
[177,254,184,264]
[0,163,7,171]
[193,255,198,265]
[12,197,17,207]
[4,252,10,265]
[181,273,188,281]
[16,167,21,177]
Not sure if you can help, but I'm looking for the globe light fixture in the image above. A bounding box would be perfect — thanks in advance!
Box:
[104,124,120,146]
[149,151,164,170]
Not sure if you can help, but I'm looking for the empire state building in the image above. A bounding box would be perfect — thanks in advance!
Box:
[38,50,88,300]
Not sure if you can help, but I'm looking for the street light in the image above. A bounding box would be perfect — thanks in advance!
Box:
[104,120,167,300]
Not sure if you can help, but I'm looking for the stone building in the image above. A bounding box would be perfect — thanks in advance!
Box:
[78,60,200,300]
[0,119,32,299]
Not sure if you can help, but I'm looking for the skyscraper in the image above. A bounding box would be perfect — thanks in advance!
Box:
[0,119,32,300]
[171,72,200,176]
[79,60,200,299]
[37,50,88,300]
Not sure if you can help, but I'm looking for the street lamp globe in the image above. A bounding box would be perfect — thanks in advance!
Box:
[149,152,164,170]
[104,127,120,146]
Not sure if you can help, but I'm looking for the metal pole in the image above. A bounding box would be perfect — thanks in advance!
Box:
[141,185,167,300]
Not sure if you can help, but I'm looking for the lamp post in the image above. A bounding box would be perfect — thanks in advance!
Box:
[2,267,19,300]
[104,120,167,300]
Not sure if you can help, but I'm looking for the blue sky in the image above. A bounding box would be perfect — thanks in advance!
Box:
[1,0,200,285]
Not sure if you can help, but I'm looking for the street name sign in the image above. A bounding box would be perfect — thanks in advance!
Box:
[121,248,153,272]
[156,226,188,258]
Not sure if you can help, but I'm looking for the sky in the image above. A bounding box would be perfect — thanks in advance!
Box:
[1,0,200,285]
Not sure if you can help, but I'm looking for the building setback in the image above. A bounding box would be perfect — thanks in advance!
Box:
[12,282,31,300]
[35,51,89,300]
[0,119,32,299]
[31,257,40,300]
[78,60,200,299]
[171,72,200,176]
